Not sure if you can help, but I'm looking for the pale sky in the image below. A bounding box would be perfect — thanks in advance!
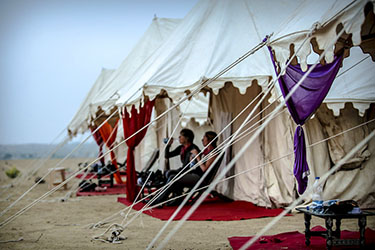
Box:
[0,0,198,145]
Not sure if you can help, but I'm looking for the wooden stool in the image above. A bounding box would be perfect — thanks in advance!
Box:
[48,167,68,190]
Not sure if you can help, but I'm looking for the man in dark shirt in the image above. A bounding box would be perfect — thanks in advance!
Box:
[150,129,199,206]
[165,128,200,178]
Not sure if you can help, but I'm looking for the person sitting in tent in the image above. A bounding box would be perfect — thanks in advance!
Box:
[151,131,218,206]
[189,131,218,176]
[164,128,200,179]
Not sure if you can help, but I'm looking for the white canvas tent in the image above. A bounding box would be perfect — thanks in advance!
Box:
[94,0,374,207]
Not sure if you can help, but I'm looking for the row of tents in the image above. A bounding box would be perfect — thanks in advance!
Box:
[68,0,374,208]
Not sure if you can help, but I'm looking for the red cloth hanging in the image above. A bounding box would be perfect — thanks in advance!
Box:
[98,120,123,184]
[122,100,155,202]
[90,127,105,166]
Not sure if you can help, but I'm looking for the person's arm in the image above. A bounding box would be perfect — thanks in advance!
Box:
[192,148,216,173]
[200,155,217,172]
[165,145,182,159]
[190,148,199,166]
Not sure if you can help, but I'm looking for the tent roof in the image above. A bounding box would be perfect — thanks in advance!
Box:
[114,0,296,109]
[68,68,115,137]
[91,17,181,112]
[108,0,373,117]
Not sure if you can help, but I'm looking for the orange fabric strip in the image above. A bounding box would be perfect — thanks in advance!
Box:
[98,120,123,184]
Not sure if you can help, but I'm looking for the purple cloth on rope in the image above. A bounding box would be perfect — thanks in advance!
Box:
[268,44,342,194]
[294,126,309,194]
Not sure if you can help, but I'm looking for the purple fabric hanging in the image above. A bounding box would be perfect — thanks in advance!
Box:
[294,126,309,194]
[277,56,343,125]
[268,45,343,194]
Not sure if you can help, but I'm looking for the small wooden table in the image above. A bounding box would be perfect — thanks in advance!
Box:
[296,207,375,249]
[48,167,67,190]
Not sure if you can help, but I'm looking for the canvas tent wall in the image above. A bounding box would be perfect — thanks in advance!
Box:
[106,0,374,208]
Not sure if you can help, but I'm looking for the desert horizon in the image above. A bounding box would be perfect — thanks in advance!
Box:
[0,142,98,160]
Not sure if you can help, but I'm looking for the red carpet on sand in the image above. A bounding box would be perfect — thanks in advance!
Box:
[117,196,289,221]
[76,184,126,196]
[228,226,375,250]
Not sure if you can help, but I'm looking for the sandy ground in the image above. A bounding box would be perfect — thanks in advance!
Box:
[0,159,374,250]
